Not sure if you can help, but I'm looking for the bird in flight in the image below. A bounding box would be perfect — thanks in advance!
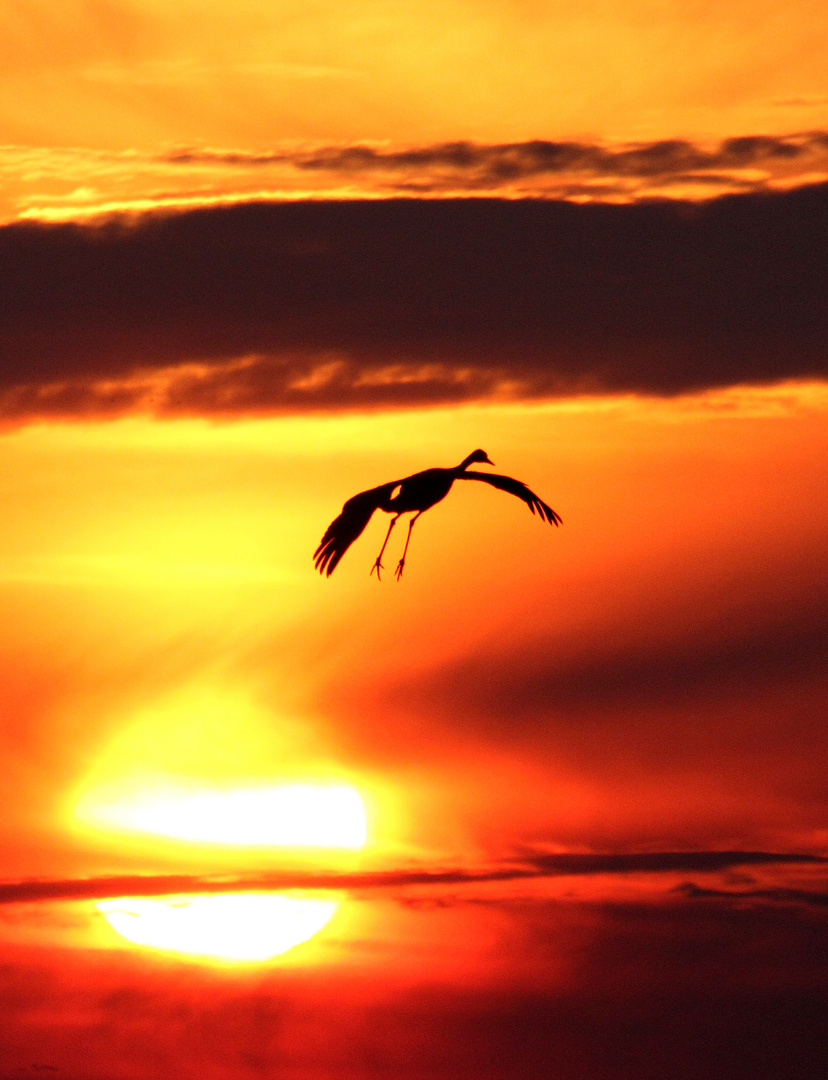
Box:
[314,449,561,580]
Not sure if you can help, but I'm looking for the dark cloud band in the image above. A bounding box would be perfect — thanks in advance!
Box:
[0,851,821,904]
[1,183,826,421]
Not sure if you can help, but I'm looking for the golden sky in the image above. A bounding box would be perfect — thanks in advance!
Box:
[1,3,828,1078]
[4,388,828,871]
[4,0,828,146]
[2,0,828,219]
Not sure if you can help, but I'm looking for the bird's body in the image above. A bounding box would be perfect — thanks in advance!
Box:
[314,450,561,579]
[386,467,457,514]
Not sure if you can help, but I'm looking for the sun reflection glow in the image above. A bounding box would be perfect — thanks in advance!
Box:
[97,893,339,961]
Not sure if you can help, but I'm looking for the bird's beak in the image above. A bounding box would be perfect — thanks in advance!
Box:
[484,454,494,466]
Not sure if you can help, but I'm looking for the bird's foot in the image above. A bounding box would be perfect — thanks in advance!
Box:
[394,559,405,581]
[370,559,383,580]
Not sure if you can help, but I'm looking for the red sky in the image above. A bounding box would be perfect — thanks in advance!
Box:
[2,4,828,1079]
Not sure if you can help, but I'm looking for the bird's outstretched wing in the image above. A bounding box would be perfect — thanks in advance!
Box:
[458,470,562,525]
[314,482,396,576]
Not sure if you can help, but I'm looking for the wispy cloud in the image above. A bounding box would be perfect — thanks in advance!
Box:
[82,58,363,86]
[3,132,828,224]
[172,131,828,190]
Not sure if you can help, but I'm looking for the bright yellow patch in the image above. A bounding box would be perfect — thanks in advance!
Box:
[80,782,367,848]
[97,893,339,961]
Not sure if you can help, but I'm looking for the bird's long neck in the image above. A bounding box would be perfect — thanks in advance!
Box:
[457,452,480,471]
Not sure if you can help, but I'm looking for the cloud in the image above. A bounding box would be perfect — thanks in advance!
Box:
[347,531,828,785]
[7,132,828,225]
[1,182,827,422]
[386,582,828,732]
[2,856,827,1080]
[676,882,828,908]
[184,131,827,190]
[0,851,822,905]
[3,866,828,1080]
[83,59,363,87]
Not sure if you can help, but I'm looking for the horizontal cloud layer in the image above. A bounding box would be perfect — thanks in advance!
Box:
[5,132,828,223]
[1,182,827,421]
[0,850,821,904]
[165,131,828,195]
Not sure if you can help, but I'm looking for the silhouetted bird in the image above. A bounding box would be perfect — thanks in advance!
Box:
[314,449,561,580]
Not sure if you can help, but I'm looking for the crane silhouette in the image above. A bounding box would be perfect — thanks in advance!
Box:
[314,449,561,580]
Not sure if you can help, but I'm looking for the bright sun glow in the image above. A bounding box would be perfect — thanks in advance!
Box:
[96,893,339,961]
[70,688,369,960]
[78,783,368,848]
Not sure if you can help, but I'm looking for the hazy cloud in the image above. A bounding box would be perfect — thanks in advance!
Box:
[3,901,827,1080]
[388,589,828,730]
[2,860,827,1080]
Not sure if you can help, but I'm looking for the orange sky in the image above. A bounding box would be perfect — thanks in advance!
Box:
[5,0,828,147]
[2,385,827,872]
[2,0,828,219]
[2,4,828,1078]
[1,390,828,1076]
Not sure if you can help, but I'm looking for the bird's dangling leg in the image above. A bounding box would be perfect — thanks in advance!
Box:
[371,515,399,580]
[395,512,421,581]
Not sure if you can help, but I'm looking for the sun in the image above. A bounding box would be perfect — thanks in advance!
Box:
[70,687,370,961]
[76,781,368,849]
[80,782,366,961]
[78,781,368,961]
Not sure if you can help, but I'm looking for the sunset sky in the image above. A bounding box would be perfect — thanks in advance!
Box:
[2,3,828,1079]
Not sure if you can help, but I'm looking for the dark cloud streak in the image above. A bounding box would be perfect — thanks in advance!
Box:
[164,132,828,190]
[677,882,828,908]
[0,851,821,905]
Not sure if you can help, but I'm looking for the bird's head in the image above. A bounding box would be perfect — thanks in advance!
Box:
[461,449,494,469]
